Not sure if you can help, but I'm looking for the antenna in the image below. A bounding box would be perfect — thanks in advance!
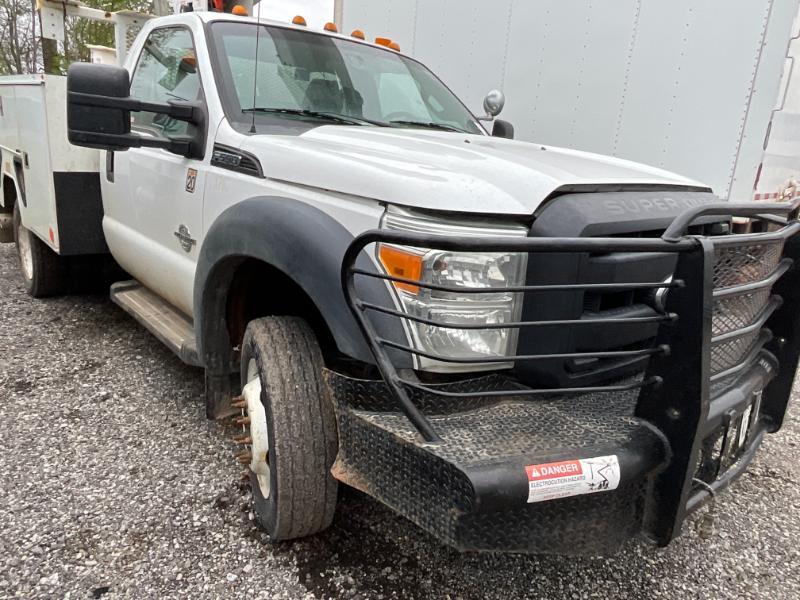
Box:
[249,0,263,134]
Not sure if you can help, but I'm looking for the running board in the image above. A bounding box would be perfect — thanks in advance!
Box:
[110,280,201,367]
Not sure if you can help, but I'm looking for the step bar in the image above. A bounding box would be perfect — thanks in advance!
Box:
[110,280,201,367]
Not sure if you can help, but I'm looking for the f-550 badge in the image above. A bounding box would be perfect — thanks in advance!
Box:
[185,168,198,193]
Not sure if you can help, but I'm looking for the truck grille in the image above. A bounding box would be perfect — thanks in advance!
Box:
[710,239,786,379]
[712,241,783,288]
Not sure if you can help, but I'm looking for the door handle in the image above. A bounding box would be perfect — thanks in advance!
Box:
[106,151,114,183]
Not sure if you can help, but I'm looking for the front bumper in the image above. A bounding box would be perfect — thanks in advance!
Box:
[337,201,800,554]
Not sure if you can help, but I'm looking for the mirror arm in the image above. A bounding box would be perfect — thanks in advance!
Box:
[165,100,204,124]
[68,92,203,124]
[69,129,192,156]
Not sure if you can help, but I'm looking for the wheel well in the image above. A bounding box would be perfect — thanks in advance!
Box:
[224,258,338,364]
[1,175,17,214]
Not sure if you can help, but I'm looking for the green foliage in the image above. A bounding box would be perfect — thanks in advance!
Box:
[0,0,153,75]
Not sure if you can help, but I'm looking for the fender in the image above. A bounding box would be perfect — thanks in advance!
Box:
[194,197,410,373]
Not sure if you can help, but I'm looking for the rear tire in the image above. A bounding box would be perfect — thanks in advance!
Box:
[13,204,66,298]
[239,316,338,540]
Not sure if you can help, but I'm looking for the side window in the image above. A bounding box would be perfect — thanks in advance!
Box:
[130,28,201,137]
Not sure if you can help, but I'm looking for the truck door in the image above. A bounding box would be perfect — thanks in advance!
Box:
[103,26,206,317]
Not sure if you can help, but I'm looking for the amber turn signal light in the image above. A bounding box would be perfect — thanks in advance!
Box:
[379,245,423,294]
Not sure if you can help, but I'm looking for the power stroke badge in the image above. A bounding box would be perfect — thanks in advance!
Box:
[525,455,620,503]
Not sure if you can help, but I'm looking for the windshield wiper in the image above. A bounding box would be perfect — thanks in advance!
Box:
[242,107,386,127]
[388,120,465,133]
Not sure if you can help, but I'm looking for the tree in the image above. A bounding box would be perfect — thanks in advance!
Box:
[0,0,153,75]
[0,0,38,74]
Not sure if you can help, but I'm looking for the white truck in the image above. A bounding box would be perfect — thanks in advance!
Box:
[338,0,800,204]
[2,1,800,555]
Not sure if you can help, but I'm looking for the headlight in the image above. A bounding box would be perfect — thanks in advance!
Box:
[379,208,528,372]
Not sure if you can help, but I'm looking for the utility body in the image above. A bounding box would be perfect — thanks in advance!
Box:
[2,2,800,555]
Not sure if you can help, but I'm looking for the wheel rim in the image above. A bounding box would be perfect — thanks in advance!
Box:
[17,224,33,281]
[243,359,271,498]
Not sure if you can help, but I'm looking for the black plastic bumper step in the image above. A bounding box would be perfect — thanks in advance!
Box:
[328,372,669,555]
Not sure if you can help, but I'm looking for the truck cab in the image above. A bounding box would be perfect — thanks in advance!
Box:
[5,7,800,555]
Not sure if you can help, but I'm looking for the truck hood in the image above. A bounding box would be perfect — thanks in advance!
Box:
[241,126,710,215]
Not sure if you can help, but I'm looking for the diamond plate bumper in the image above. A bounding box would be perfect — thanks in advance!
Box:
[327,371,670,554]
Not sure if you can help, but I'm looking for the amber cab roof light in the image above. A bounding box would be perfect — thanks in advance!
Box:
[375,37,392,47]
[388,41,401,51]
[231,4,248,15]
[324,22,338,32]
[351,29,365,40]
[292,15,307,26]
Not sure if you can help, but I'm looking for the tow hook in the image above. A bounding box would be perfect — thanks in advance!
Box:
[692,478,717,540]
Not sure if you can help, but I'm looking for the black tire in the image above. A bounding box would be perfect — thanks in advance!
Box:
[13,204,67,298]
[240,316,338,540]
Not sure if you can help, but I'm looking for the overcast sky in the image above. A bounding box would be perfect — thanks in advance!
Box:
[253,0,335,26]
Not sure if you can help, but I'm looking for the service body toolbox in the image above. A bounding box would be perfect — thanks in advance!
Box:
[0,75,106,255]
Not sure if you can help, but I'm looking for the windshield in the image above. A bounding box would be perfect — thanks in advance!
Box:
[209,21,484,135]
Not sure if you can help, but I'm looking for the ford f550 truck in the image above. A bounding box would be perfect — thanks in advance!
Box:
[2,4,800,555]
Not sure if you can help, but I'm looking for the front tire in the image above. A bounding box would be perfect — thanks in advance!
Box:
[238,316,338,540]
[13,204,66,297]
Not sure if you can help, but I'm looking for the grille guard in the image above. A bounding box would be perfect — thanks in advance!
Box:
[341,200,800,544]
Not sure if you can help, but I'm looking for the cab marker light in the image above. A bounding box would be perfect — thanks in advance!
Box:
[324,22,338,32]
[231,4,248,15]
[351,29,365,39]
[389,41,401,51]
[292,15,307,26]
[375,37,392,47]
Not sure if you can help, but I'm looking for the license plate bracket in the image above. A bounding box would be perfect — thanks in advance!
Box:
[719,391,762,472]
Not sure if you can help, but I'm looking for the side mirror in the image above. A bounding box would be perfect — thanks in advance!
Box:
[477,89,505,121]
[492,119,514,140]
[67,63,206,159]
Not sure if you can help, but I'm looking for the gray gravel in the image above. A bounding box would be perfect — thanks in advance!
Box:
[1,241,799,600]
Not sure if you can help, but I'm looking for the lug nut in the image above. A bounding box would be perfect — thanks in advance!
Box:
[231,396,246,410]
[233,435,252,445]
[234,416,251,427]
[235,452,253,464]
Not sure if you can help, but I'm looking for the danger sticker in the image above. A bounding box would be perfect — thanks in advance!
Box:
[525,455,620,503]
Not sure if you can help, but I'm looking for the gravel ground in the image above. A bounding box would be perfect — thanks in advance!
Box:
[0,242,799,600]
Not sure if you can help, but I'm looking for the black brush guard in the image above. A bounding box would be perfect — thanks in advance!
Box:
[334,201,800,553]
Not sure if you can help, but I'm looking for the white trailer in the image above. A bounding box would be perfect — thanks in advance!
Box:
[337,0,800,203]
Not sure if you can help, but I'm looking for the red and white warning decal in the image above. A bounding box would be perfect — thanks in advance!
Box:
[525,455,620,503]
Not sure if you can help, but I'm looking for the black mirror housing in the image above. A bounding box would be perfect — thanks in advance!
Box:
[492,119,514,140]
[67,63,133,149]
[67,63,206,159]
